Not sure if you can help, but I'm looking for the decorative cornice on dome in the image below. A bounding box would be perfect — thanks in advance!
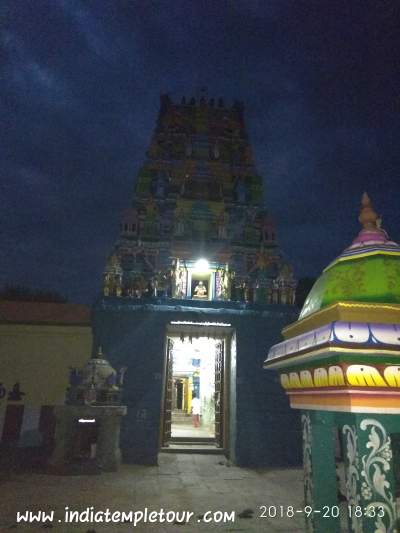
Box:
[265,319,400,370]
[284,301,400,339]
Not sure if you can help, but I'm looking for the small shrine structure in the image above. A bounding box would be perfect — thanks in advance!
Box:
[264,193,400,532]
[50,347,127,472]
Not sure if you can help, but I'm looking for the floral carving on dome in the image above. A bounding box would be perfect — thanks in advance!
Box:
[326,263,365,301]
[382,257,400,293]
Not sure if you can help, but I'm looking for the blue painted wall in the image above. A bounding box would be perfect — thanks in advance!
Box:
[92,298,302,466]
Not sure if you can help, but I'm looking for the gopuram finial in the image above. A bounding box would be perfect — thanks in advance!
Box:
[358,192,379,230]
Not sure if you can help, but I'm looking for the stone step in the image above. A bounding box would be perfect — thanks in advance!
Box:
[160,444,224,455]
[171,437,215,443]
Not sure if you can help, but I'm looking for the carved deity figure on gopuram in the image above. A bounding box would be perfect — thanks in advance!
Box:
[103,93,296,304]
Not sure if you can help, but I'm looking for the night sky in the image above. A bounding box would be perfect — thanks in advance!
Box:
[2,1,400,304]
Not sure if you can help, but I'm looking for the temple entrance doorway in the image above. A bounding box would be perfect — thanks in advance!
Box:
[161,322,232,450]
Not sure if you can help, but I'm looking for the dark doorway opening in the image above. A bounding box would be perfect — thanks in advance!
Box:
[71,419,98,461]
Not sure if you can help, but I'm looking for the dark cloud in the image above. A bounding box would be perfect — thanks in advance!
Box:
[1,0,400,302]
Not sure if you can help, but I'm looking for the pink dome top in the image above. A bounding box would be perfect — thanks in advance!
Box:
[345,193,398,250]
[348,227,396,249]
[325,193,400,268]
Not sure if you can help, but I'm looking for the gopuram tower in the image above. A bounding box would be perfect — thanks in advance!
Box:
[94,94,300,466]
[103,94,296,305]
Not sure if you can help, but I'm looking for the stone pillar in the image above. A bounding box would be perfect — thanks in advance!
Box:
[96,411,123,472]
[302,411,340,533]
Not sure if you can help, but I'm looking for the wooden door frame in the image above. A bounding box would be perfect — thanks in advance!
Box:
[214,339,224,448]
[159,336,173,448]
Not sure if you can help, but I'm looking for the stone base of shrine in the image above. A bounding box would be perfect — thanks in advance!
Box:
[49,404,127,472]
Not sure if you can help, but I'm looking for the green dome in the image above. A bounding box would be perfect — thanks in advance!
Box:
[299,194,400,320]
[300,254,400,319]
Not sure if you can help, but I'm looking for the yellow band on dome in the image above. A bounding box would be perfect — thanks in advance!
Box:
[282,301,400,339]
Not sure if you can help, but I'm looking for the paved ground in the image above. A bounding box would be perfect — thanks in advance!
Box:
[171,414,215,439]
[171,424,214,439]
[0,453,307,532]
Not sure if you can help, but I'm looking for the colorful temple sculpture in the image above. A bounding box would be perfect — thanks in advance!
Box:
[94,94,300,467]
[50,347,127,472]
[264,193,400,532]
[103,94,296,305]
